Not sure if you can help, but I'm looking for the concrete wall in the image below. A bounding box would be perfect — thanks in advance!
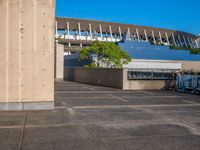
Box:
[122,69,166,90]
[64,68,123,89]
[55,44,64,79]
[64,68,167,90]
[0,0,55,110]
[179,61,200,72]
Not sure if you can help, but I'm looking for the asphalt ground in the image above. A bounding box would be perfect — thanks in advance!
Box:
[1,80,200,150]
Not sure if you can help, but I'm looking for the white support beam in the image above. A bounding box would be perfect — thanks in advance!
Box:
[119,26,122,40]
[144,30,148,42]
[172,33,177,46]
[195,40,199,48]
[99,25,103,40]
[159,31,163,43]
[152,30,156,44]
[165,32,170,44]
[67,22,70,39]
[89,24,92,40]
[189,37,194,48]
[127,27,131,40]
[78,23,81,40]
[183,36,188,48]
[136,28,140,41]
[109,25,113,41]
[178,34,183,47]
[191,38,195,48]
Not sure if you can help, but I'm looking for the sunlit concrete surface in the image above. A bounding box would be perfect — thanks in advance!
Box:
[1,80,200,150]
[0,0,55,110]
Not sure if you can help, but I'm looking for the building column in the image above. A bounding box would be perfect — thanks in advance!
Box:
[152,30,156,44]
[109,25,113,41]
[172,33,177,46]
[55,44,64,79]
[99,25,103,41]
[195,40,199,48]
[136,28,140,41]
[165,32,170,44]
[67,21,70,39]
[119,26,122,40]
[178,34,183,47]
[89,24,92,40]
[78,23,81,40]
[127,27,131,40]
[0,0,55,110]
[188,37,194,48]
[144,30,148,42]
[183,36,188,48]
[159,31,163,43]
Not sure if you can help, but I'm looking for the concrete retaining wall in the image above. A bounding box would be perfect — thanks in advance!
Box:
[64,68,123,89]
[64,68,167,90]
[122,69,165,90]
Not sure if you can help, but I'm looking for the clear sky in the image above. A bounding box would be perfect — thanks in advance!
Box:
[56,0,200,35]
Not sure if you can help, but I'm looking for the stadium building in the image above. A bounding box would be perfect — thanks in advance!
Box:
[55,17,200,92]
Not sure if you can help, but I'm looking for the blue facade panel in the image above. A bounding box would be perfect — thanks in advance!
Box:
[118,41,200,61]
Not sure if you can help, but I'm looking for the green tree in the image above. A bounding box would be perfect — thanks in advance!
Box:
[79,41,132,68]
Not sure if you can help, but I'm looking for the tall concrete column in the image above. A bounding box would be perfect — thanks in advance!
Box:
[136,28,140,41]
[159,31,163,43]
[172,33,177,46]
[0,0,55,110]
[152,30,156,44]
[119,26,122,40]
[144,30,148,42]
[55,44,64,79]
[165,33,170,44]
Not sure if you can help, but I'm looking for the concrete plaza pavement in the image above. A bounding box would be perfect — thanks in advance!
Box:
[1,80,200,150]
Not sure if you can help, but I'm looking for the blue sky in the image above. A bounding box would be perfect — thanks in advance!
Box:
[56,0,200,35]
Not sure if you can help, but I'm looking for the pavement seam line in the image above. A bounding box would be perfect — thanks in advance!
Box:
[141,107,200,136]
[73,104,200,109]
[109,94,128,102]
[183,100,199,105]
[19,111,27,150]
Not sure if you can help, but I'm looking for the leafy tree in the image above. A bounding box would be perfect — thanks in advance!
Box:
[79,41,132,68]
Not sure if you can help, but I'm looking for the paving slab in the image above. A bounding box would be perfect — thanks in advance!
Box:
[0,128,21,145]
[1,80,200,150]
